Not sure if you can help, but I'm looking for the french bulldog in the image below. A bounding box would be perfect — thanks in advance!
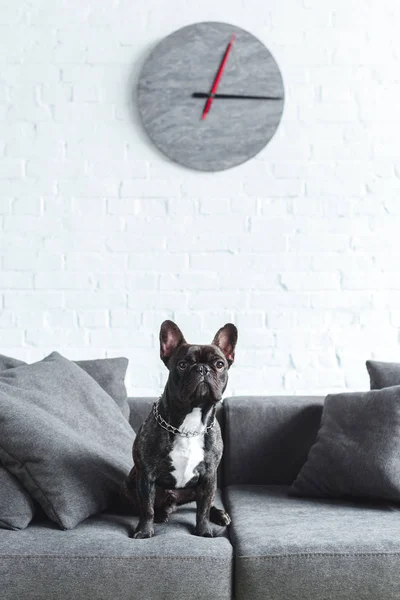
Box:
[123,320,238,539]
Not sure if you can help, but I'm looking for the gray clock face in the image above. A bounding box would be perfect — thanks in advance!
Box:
[137,22,284,172]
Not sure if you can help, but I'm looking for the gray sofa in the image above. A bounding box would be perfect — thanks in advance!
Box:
[2,395,400,600]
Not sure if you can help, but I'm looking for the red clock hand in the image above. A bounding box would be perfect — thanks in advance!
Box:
[201,33,236,120]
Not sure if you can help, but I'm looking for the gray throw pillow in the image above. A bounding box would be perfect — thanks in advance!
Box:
[0,353,130,531]
[0,352,135,530]
[290,386,400,502]
[0,469,35,530]
[0,353,130,418]
[366,360,400,390]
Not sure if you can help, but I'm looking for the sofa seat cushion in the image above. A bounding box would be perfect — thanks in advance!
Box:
[225,485,400,600]
[0,494,232,600]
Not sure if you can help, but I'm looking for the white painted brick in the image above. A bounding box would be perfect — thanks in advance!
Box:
[57,178,119,197]
[86,161,148,179]
[39,84,72,105]
[12,197,42,215]
[189,313,236,336]
[65,252,127,271]
[26,329,88,347]
[26,160,85,179]
[167,198,198,216]
[0,0,399,396]
[199,198,230,215]
[110,309,141,329]
[107,234,165,252]
[289,233,350,253]
[281,272,340,291]
[239,348,290,368]
[342,272,400,290]
[0,330,25,346]
[291,348,339,370]
[0,271,33,289]
[3,292,64,309]
[64,291,126,309]
[250,292,311,310]
[284,369,346,394]
[236,234,287,253]
[0,198,13,214]
[3,251,63,271]
[0,159,23,179]
[35,272,94,290]
[238,329,275,348]
[234,312,265,329]
[136,199,168,216]
[181,179,242,198]
[0,310,15,328]
[129,291,187,311]
[230,197,257,214]
[128,253,188,271]
[44,310,77,329]
[221,271,279,290]
[310,291,372,309]
[244,179,304,198]
[121,180,181,198]
[160,272,217,290]
[142,310,174,330]
[169,311,203,332]
[188,292,247,310]
[3,215,63,233]
[14,312,46,328]
[71,197,107,216]
[96,272,158,291]
[90,329,152,348]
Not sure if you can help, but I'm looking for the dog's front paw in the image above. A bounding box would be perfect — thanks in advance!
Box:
[154,508,170,524]
[195,520,218,538]
[132,523,154,539]
[210,506,231,527]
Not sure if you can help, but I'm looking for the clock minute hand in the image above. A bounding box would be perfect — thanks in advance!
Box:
[202,33,236,120]
[193,92,283,100]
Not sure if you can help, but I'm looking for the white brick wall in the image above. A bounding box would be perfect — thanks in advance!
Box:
[1,0,400,395]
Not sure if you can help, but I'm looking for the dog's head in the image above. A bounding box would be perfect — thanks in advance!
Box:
[159,320,238,407]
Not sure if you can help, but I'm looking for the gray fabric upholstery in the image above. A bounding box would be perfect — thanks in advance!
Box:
[0,470,35,530]
[0,492,232,600]
[223,396,324,485]
[0,353,135,530]
[0,354,25,370]
[366,359,400,390]
[291,387,400,501]
[128,396,156,431]
[225,485,400,600]
[0,353,129,530]
[0,353,130,418]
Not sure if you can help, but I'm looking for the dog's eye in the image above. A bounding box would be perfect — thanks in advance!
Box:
[216,360,225,369]
[178,361,187,370]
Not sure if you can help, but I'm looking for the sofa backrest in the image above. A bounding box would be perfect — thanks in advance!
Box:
[127,395,325,487]
[223,396,324,486]
[128,397,156,432]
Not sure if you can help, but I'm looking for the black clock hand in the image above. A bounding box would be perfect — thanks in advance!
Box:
[193,92,283,100]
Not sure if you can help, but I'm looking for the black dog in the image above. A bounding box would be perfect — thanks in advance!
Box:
[123,320,238,538]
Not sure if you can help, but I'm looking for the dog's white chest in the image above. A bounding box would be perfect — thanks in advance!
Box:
[169,408,205,488]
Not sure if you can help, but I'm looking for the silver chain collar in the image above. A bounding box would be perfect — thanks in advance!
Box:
[153,399,216,438]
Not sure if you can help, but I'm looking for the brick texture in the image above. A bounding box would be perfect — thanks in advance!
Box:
[0,0,400,395]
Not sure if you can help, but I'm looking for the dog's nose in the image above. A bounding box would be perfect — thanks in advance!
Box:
[196,364,210,376]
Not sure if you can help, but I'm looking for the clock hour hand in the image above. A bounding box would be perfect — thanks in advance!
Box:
[193,92,283,100]
[202,33,236,120]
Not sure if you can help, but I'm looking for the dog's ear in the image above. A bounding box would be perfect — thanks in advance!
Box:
[212,323,238,368]
[160,320,186,368]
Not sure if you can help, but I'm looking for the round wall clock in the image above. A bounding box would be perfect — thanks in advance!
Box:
[137,22,284,171]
